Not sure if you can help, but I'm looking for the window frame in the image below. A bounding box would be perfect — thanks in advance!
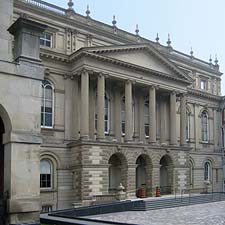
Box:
[186,110,191,141]
[40,32,52,48]
[144,99,149,137]
[41,80,54,129]
[201,111,208,142]
[40,159,53,190]
[204,161,211,182]
[200,79,207,90]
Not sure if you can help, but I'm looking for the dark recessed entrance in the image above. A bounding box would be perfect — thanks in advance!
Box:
[0,116,5,224]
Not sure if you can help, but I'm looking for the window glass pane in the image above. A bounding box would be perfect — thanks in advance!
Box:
[45,88,52,99]
[45,114,53,127]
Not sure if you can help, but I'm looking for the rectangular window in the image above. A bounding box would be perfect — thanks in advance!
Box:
[200,80,207,90]
[40,33,52,48]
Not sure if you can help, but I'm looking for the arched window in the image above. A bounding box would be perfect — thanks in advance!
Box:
[40,159,52,188]
[144,99,149,137]
[121,96,134,135]
[186,110,191,141]
[95,93,110,133]
[201,111,208,142]
[204,161,211,181]
[41,80,54,128]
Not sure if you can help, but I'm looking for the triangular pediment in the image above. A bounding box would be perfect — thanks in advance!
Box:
[83,44,192,83]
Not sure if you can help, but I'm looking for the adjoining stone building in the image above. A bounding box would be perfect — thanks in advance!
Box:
[0,0,224,224]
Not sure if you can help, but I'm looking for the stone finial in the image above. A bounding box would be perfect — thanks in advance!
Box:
[190,47,194,58]
[135,24,139,36]
[155,33,160,43]
[209,54,212,64]
[68,0,74,9]
[112,15,117,27]
[167,33,172,48]
[215,55,219,65]
[214,55,219,71]
[86,5,90,17]
[66,0,75,15]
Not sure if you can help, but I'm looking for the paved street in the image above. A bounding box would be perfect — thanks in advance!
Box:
[91,201,225,225]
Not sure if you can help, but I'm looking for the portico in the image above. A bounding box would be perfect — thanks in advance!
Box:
[67,44,190,146]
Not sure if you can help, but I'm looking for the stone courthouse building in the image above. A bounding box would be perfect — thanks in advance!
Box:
[0,0,224,224]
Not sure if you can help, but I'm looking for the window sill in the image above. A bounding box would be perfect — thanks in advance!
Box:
[41,188,57,193]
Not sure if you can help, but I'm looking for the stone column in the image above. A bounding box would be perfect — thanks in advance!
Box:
[125,80,133,142]
[89,84,95,140]
[149,86,156,144]
[80,70,89,139]
[97,74,105,140]
[160,97,166,144]
[180,93,186,146]
[170,91,177,145]
[138,95,145,142]
[114,86,121,142]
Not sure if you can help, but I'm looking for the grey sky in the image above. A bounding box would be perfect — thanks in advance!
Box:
[47,0,225,94]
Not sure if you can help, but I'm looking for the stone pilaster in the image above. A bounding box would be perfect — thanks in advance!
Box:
[149,86,156,144]
[97,74,105,140]
[126,164,136,199]
[180,93,186,146]
[125,80,133,142]
[0,0,13,61]
[64,74,73,140]
[152,166,160,193]
[80,70,89,139]
[170,91,177,145]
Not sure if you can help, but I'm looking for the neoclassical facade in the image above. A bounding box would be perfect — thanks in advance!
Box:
[0,0,224,224]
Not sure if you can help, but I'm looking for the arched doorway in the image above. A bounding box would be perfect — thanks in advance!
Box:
[0,116,5,224]
[160,155,173,195]
[136,154,152,197]
[108,153,127,193]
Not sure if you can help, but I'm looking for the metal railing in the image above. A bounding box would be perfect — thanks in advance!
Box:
[20,0,66,14]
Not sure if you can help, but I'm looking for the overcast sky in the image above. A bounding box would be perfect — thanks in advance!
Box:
[47,0,225,94]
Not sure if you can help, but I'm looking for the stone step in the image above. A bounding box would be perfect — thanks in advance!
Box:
[131,193,225,211]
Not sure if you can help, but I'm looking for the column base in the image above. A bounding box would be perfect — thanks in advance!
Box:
[80,135,89,140]
[124,139,133,143]
[96,137,105,142]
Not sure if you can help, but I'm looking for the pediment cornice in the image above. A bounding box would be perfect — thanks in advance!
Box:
[76,44,193,84]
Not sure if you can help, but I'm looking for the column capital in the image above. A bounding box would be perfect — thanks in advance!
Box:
[179,92,188,97]
[64,73,70,80]
[98,72,109,78]
[170,90,178,95]
[125,79,132,85]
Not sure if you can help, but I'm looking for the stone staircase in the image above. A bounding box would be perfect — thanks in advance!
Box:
[131,192,225,211]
